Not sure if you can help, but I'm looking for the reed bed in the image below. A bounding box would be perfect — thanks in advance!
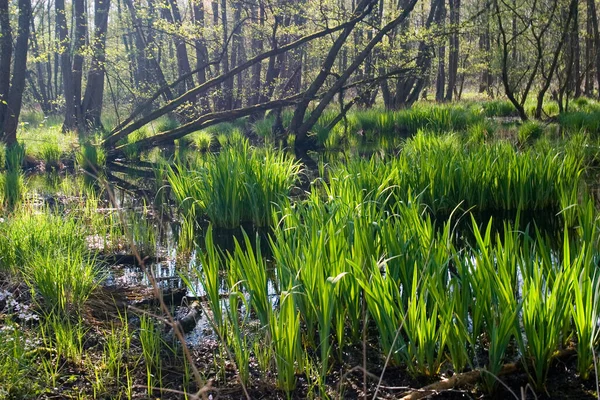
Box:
[168,139,301,228]
[324,132,585,223]
[184,180,600,394]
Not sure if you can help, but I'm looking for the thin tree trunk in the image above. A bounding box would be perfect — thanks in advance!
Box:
[167,0,195,95]
[249,1,263,107]
[221,0,233,110]
[0,0,12,134]
[445,0,460,101]
[192,0,210,110]
[588,0,600,99]
[436,0,447,101]
[573,0,581,98]
[56,0,76,131]
[29,18,51,115]
[70,0,87,131]
[82,0,111,130]
[585,0,594,96]
[2,0,31,145]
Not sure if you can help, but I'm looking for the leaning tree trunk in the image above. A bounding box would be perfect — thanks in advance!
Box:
[1,0,31,145]
[289,0,376,138]
[82,0,111,130]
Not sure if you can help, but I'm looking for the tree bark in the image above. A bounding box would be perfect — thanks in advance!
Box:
[587,0,600,99]
[82,0,111,130]
[436,0,447,101]
[69,0,87,131]
[192,0,211,110]
[166,0,195,95]
[56,0,76,131]
[293,0,420,149]
[0,0,12,134]
[445,0,460,101]
[1,0,31,145]
[289,0,377,137]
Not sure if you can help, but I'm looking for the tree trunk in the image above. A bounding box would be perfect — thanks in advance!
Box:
[123,0,174,103]
[585,0,594,96]
[82,0,111,130]
[249,1,264,107]
[167,0,195,95]
[1,0,31,145]
[29,18,52,115]
[289,0,376,137]
[69,0,87,131]
[534,0,576,119]
[221,0,233,110]
[436,0,447,101]
[0,0,12,134]
[294,0,420,150]
[56,0,76,131]
[572,0,581,98]
[192,0,210,110]
[588,0,600,100]
[445,0,460,101]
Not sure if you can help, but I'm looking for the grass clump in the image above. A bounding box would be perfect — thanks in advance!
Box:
[0,210,100,311]
[559,112,600,134]
[76,142,106,173]
[466,120,495,144]
[325,132,584,219]
[518,121,545,145]
[481,99,517,117]
[40,142,62,171]
[168,139,301,228]
[0,323,41,398]
[190,130,213,152]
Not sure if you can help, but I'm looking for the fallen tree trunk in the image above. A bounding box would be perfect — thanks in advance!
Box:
[400,349,576,400]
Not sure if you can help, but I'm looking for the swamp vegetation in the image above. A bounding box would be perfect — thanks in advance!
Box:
[0,101,600,399]
[4,0,600,398]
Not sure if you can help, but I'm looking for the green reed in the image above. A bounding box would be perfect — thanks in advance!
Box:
[168,139,300,228]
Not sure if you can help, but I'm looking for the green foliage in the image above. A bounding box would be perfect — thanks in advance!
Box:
[168,139,301,228]
[0,170,25,210]
[5,143,25,171]
[0,323,41,398]
[191,130,213,151]
[40,142,62,170]
[76,142,106,173]
[466,120,495,144]
[325,132,584,219]
[559,112,600,134]
[481,99,518,117]
[518,121,545,145]
[139,316,163,394]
